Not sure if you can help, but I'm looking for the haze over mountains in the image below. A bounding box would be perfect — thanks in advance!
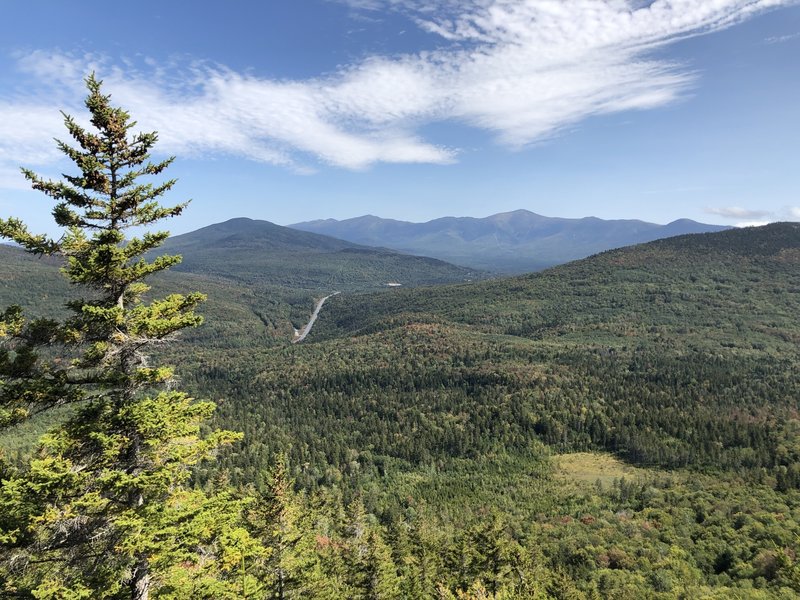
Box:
[158,217,482,290]
[291,209,730,273]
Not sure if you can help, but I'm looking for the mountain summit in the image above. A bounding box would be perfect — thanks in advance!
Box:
[158,217,481,289]
[291,210,729,272]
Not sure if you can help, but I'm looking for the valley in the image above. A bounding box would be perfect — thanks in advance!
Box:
[294,291,340,343]
[3,4,798,596]
[3,221,799,597]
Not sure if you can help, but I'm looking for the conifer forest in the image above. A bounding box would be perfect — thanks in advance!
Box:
[1,77,800,599]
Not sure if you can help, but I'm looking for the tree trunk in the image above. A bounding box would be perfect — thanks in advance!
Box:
[129,466,149,599]
[131,557,150,600]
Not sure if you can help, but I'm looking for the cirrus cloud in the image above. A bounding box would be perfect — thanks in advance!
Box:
[0,0,796,184]
[706,205,800,225]
[705,207,772,220]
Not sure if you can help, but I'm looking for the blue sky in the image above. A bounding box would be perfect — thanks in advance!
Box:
[0,0,798,236]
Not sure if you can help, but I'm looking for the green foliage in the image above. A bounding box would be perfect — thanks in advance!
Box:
[243,456,329,599]
[2,107,800,600]
[171,221,800,598]
[0,74,256,599]
[158,217,485,292]
[0,393,248,596]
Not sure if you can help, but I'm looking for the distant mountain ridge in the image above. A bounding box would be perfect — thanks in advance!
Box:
[1,217,486,342]
[158,217,482,290]
[290,209,730,272]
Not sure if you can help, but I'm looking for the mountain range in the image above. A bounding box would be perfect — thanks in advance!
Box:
[1,218,484,343]
[290,209,729,272]
[158,217,483,290]
[3,221,800,597]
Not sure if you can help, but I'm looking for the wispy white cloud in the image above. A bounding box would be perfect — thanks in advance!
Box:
[708,205,800,224]
[735,220,771,227]
[0,0,796,182]
[706,206,771,219]
[2,53,456,173]
[644,186,711,195]
[765,31,800,43]
[334,0,385,9]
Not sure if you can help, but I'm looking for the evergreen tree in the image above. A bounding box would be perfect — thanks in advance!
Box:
[0,74,257,599]
[246,456,327,599]
[388,512,443,600]
[342,499,401,600]
[465,512,518,597]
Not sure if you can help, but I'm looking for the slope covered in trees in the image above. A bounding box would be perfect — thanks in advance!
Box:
[175,222,799,598]
[0,75,258,598]
[1,82,799,597]
[158,216,486,289]
[313,222,800,347]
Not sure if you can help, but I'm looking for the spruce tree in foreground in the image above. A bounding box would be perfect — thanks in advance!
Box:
[0,74,260,599]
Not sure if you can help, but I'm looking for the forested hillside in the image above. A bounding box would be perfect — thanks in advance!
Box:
[159,217,485,289]
[3,224,800,597]
[146,222,794,482]
[168,223,800,596]
[182,223,800,597]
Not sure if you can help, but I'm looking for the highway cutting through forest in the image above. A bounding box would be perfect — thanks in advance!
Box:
[293,292,340,343]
